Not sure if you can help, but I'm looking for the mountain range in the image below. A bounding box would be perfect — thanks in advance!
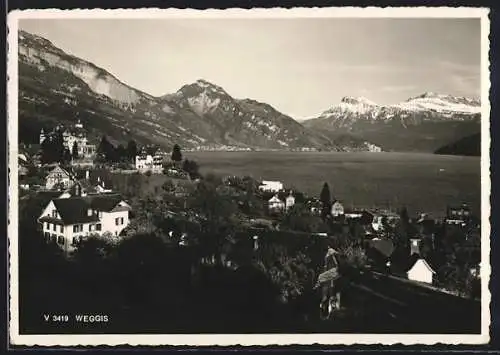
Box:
[17,30,481,153]
[303,94,481,152]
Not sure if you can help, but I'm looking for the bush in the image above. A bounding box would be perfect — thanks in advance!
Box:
[339,244,368,270]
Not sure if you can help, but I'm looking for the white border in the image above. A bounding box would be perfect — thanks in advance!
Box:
[7,7,491,347]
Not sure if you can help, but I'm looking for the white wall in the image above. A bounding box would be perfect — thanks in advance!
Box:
[259,181,283,192]
[101,209,129,236]
[407,259,434,284]
[39,200,131,253]
[331,202,344,217]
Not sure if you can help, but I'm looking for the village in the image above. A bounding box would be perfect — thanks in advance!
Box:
[17,121,481,329]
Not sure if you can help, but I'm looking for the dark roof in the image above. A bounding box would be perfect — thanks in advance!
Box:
[89,194,124,212]
[52,198,100,224]
[50,194,126,224]
[369,238,395,258]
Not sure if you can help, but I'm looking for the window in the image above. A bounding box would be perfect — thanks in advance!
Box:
[96,223,102,231]
[60,225,64,233]
[52,209,57,218]
[120,217,124,225]
[51,234,57,243]
[115,218,119,226]
[45,222,48,230]
[87,209,93,216]
[73,225,78,233]
[52,224,56,231]
[451,210,457,216]
[72,237,79,246]
[89,224,94,232]
[57,236,65,245]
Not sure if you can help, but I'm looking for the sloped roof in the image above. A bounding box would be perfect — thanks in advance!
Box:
[89,194,124,212]
[48,165,72,177]
[268,195,284,203]
[406,255,436,274]
[369,238,395,258]
[49,194,127,224]
[52,198,99,224]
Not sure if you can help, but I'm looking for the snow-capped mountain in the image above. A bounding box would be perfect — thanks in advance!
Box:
[304,94,481,152]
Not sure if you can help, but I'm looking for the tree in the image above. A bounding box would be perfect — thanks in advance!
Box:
[394,206,412,250]
[188,179,238,264]
[71,141,79,159]
[182,159,200,179]
[126,139,138,162]
[96,135,117,163]
[320,182,332,219]
[40,131,65,164]
[116,144,127,162]
[281,204,326,233]
[171,144,182,163]
[62,148,72,165]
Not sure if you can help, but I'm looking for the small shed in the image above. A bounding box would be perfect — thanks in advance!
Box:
[407,258,436,284]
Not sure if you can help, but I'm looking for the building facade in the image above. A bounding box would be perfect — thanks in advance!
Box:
[268,195,285,212]
[45,165,76,190]
[38,193,131,254]
[135,149,164,174]
[331,200,345,217]
[407,258,435,284]
[40,121,96,159]
[259,180,283,193]
[446,203,471,225]
[285,192,296,211]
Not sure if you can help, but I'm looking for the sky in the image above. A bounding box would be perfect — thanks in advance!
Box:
[19,18,481,119]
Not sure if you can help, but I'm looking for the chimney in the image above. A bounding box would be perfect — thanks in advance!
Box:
[410,238,421,255]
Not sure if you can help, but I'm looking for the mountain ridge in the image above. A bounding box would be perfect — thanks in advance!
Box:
[303,93,481,152]
[18,30,480,153]
[19,30,351,151]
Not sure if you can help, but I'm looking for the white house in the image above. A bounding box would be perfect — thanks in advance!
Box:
[344,211,363,219]
[45,165,76,190]
[407,258,436,284]
[135,153,163,174]
[259,180,283,193]
[372,212,400,232]
[331,200,345,217]
[285,191,295,211]
[38,193,131,254]
[268,194,285,212]
[40,121,96,159]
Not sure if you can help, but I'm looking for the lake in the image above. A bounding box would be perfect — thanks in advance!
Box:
[184,151,481,219]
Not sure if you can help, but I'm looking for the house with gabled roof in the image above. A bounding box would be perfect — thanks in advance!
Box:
[45,165,76,190]
[406,257,436,285]
[268,194,285,212]
[38,191,131,254]
[331,200,345,217]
